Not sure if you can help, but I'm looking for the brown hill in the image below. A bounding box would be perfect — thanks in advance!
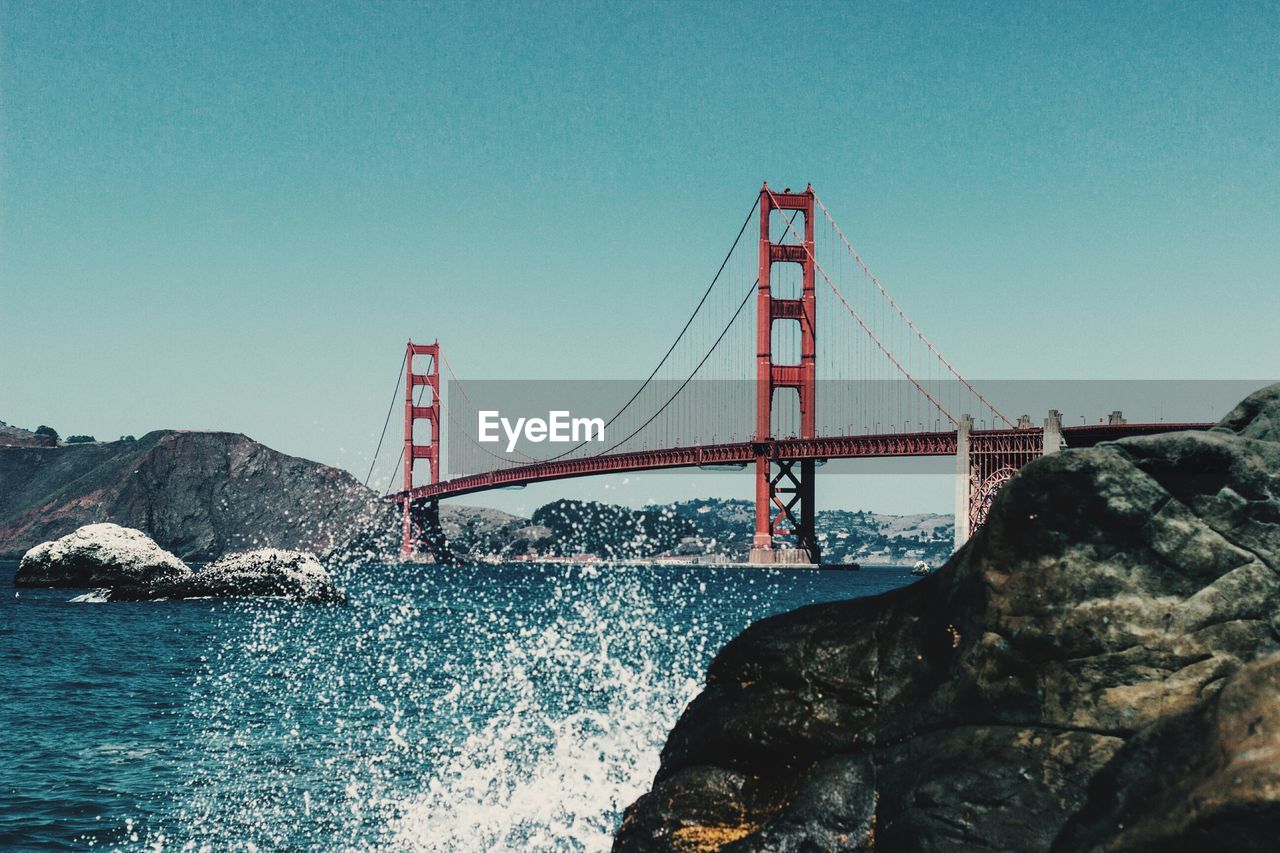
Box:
[0,421,56,448]
[0,430,399,560]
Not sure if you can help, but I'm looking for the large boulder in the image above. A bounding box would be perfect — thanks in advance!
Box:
[15,523,191,589]
[1054,652,1280,852]
[15,526,344,604]
[115,548,346,604]
[615,383,1280,851]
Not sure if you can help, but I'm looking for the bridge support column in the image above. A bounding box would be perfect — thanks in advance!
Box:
[404,497,452,564]
[954,414,973,551]
[752,453,771,552]
[957,410,1062,551]
[402,339,443,560]
[1043,409,1064,456]
[749,182,820,566]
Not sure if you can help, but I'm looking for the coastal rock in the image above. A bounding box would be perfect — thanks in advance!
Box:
[615,383,1280,851]
[1053,652,1280,852]
[14,526,343,604]
[186,548,344,603]
[15,523,191,589]
[115,548,346,603]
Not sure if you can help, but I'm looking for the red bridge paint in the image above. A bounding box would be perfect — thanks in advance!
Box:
[754,184,819,563]
[396,423,1207,534]
[402,340,439,556]
[390,184,1212,561]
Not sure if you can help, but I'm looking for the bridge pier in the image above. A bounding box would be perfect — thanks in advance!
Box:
[953,415,973,552]
[955,409,1067,551]
[749,456,819,565]
[1043,409,1064,455]
[402,497,452,563]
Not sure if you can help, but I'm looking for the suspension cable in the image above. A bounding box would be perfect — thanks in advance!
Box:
[540,195,760,461]
[813,194,1014,427]
[364,349,407,488]
[439,352,542,463]
[582,208,799,457]
[383,376,427,497]
[596,277,756,455]
[439,197,762,465]
[767,188,961,427]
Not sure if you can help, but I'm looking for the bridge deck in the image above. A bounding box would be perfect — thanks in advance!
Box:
[392,422,1211,503]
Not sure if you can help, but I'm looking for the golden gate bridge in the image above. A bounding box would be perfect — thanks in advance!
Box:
[376,184,1208,564]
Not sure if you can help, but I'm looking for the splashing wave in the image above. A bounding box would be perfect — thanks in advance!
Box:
[149,564,733,850]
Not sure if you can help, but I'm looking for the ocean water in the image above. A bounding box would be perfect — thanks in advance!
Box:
[0,560,920,850]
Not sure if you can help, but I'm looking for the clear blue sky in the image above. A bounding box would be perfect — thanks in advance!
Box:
[2,1,1277,515]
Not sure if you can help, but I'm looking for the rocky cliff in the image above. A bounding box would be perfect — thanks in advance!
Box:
[616,384,1280,851]
[0,430,397,560]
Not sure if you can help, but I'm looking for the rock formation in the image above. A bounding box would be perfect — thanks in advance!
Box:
[1054,652,1280,851]
[615,384,1280,851]
[16,524,344,603]
[15,522,190,590]
[0,430,397,560]
[129,548,345,604]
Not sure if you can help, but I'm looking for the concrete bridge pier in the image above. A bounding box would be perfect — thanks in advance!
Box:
[954,409,1065,552]
[1044,409,1064,455]
[953,415,974,552]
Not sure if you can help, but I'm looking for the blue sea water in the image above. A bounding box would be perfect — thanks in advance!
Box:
[0,559,919,850]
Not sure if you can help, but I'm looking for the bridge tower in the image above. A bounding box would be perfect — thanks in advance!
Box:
[750,183,819,565]
[401,339,444,559]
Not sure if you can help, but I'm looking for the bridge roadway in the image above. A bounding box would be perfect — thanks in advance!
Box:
[395,422,1211,503]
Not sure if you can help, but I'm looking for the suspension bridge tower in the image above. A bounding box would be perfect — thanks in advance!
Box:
[401,339,446,559]
[750,183,820,565]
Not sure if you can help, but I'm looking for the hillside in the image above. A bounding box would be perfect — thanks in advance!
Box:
[0,420,56,448]
[0,430,400,560]
[516,498,953,565]
[663,499,952,564]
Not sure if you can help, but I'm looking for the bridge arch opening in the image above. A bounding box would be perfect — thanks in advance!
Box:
[769,208,808,245]
[770,386,802,439]
[771,318,803,366]
[769,261,804,299]
[411,419,436,447]
[410,352,436,376]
